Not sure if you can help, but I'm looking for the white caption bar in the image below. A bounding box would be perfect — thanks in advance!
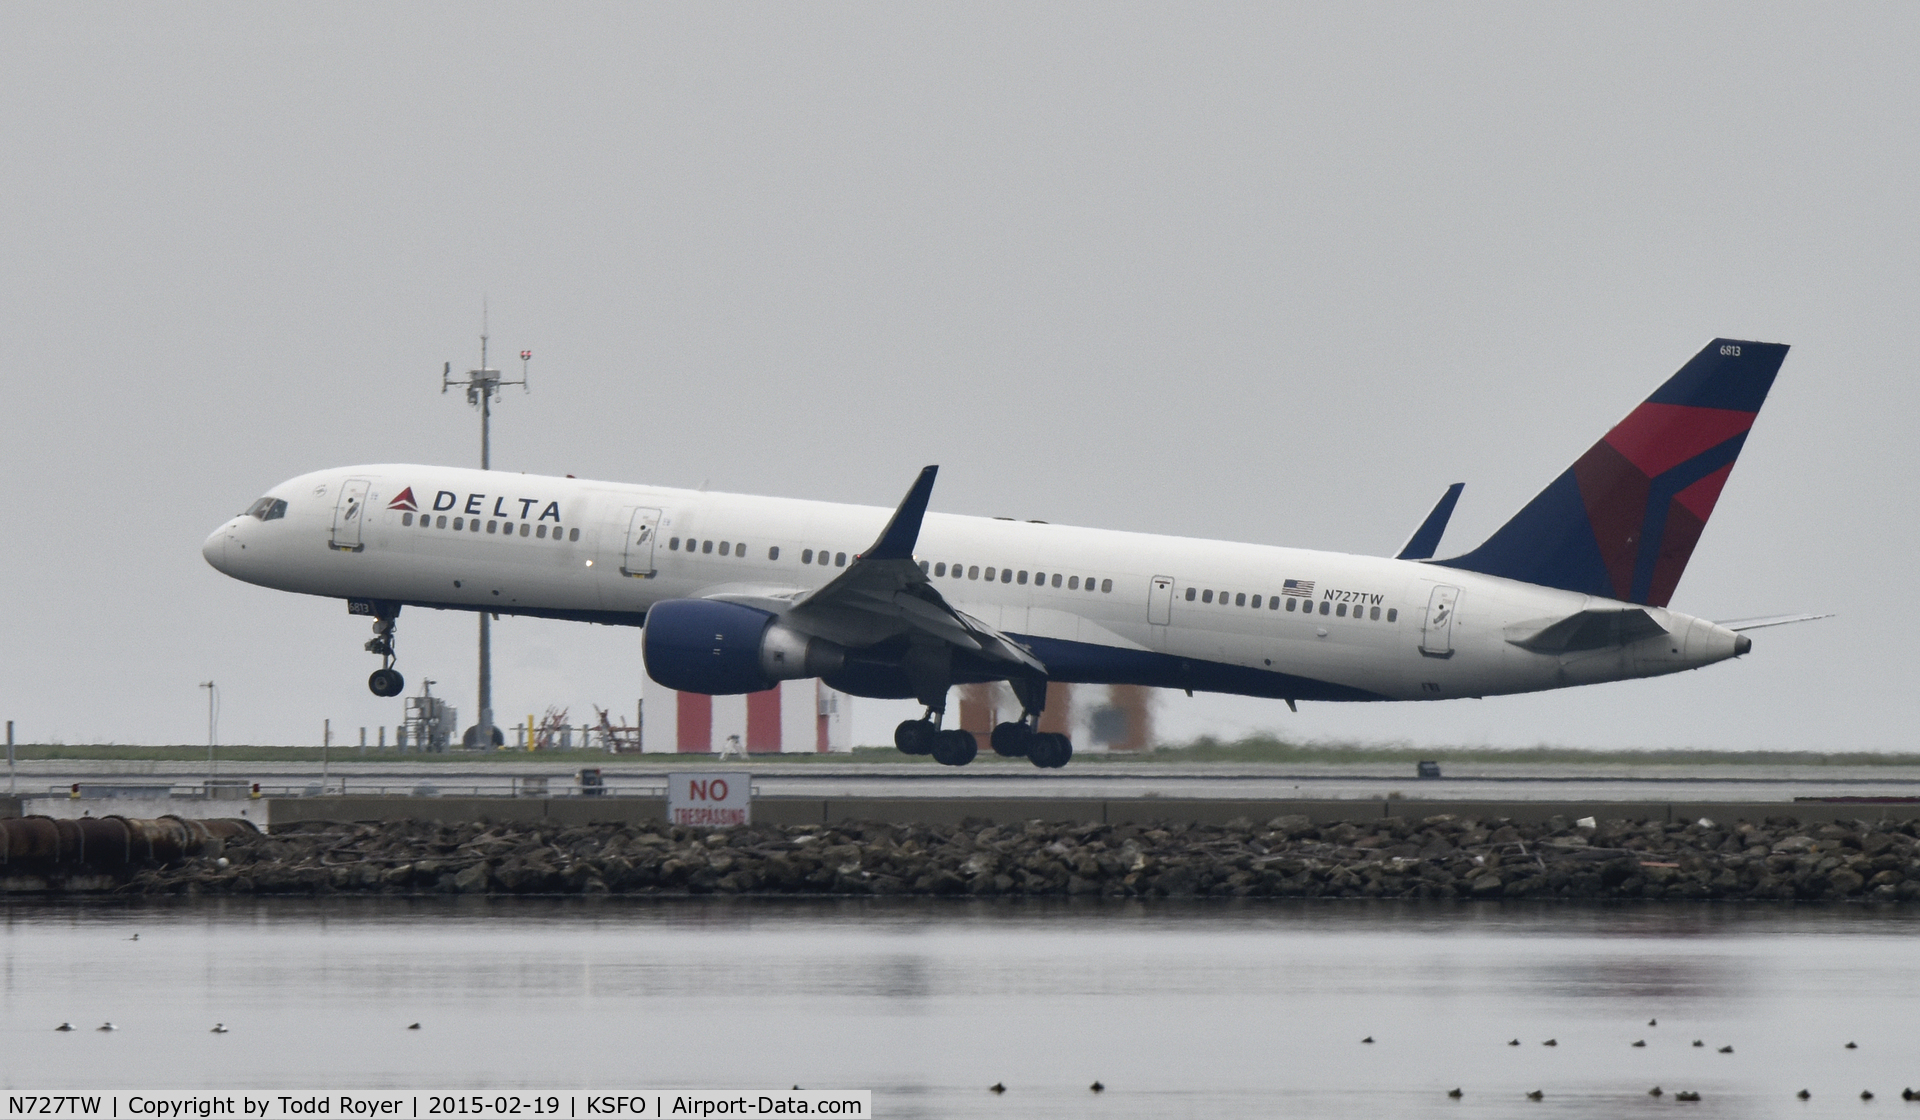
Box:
[1,1093,870,1120]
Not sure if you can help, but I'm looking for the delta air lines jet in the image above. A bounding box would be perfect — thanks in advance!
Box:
[204,339,1805,767]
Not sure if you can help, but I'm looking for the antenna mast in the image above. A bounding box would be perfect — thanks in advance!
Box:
[441,306,531,748]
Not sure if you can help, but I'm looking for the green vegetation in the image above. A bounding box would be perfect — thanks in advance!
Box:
[1138,734,1920,768]
[5,737,1916,767]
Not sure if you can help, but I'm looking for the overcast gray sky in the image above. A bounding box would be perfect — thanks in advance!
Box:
[3,4,1914,751]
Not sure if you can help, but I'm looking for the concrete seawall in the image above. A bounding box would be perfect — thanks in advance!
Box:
[261,795,1920,831]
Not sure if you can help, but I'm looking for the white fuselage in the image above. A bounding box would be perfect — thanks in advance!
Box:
[202,465,1747,703]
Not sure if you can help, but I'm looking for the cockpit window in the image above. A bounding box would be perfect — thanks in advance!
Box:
[244,497,288,521]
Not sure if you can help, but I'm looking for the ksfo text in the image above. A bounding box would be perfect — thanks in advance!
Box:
[3,1093,867,1120]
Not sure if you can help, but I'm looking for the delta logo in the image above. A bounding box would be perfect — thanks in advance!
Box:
[386,487,419,512]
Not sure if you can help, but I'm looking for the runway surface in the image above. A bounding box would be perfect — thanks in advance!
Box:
[10,757,1920,804]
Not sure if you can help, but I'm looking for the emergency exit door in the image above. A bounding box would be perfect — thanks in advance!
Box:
[1147,576,1175,625]
[1421,584,1460,657]
[620,507,662,577]
[330,478,371,551]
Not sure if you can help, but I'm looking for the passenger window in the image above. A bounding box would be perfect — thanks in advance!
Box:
[1101,579,1112,593]
[569,528,580,542]
[1336,603,1347,617]
[1269,596,1279,610]
[969,566,980,580]
[1017,571,1028,585]
[1319,601,1330,615]
[702,541,713,554]
[670,537,680,550]
[1285,598,1296,611]
[1387,608,1397,622]
[1251,595,1262,608]
[1202,590,1213,603]
[1051,573,1061,588]
[453,518,464,530]
[487,520,498,534]
[736,543,747,557]
[919,560,930,574]
[402,512,414,526]
[802,549,813,563]
[437,516,448,529]
[1236,593,1246,607]
[1369,606,1380,620]
[835,552,846,567]
[536,525,546,538]
[519,523,530,537]
[1185,587,1196,601]
[719,542,730,556]
[984,567,996,581]
[769,546,780,560]
[820,551,832,566]
[1034,571,1046,585]
[1069,576,1079,590]
[1001,570,1012,583]
[935,562,946,576]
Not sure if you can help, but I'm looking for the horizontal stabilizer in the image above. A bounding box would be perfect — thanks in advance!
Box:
[1506,607,1669,653]
[1716,612,1834,632]
[1396,483,1464,560]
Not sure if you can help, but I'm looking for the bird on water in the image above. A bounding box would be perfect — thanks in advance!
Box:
[1525,1090,1544,1101]
[1446,1088,1462,1099]
[97,1023,116,1032]
[211,1024,228,1034]
[1631,1040,1646,1047]
[55,1023,74,1032]
[1089,1082,1103,1093]
[988,1083,1005,1095]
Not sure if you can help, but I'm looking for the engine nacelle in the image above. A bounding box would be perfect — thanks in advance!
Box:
[642,599,845,695]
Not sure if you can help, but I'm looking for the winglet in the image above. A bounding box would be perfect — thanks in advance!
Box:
[1396,483,1464,560]
[861,466,939,561]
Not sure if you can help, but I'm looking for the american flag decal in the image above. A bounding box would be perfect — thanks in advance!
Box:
[1281,579,1315,597]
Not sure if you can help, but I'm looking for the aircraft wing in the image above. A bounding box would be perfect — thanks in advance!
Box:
[1395,482,1464,561]
[752,466,1046,675]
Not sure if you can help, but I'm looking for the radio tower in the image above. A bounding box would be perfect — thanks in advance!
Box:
[442,305,530,749]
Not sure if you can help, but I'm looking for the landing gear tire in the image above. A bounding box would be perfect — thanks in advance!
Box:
[990,722,1033,757]
[931,729,979,767]
[894,719,936,756]
[368,668,405,697]
[1028,732,1073,769]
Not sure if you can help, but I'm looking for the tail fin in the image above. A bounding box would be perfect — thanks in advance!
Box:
[1436,338,1789,606]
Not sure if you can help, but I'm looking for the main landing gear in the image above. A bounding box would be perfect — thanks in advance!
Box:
[988,721,1072,769]
[892,679,1075,769]
[364,609,404,697]
[894,711,978,767]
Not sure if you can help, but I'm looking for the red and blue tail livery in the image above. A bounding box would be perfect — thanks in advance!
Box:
[1438,339,1788,607]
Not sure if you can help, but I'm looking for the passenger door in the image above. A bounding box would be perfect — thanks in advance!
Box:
[330,478,372,552]
[1147,575,1175,625]
[1421,584,1460,657]
[619,507,663,578]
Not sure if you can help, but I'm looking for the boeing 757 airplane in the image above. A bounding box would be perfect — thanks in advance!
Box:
[204,339,1810,767]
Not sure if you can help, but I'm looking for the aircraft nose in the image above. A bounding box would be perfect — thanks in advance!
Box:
[202,525,231,573]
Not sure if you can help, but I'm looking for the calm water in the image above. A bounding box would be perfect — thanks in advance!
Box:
[2,898,1917,1119]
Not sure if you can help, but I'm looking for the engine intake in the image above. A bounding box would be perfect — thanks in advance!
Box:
[642,599,845,695]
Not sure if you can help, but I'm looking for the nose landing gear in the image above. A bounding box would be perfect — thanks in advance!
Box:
[364,611,404,697]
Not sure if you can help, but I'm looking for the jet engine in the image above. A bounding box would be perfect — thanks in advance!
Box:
[641,599,846,695]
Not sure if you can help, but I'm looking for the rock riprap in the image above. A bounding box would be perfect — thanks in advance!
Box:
[71,813,1920,900]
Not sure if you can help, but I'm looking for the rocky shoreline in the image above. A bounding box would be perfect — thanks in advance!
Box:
[61,812,1920,901]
